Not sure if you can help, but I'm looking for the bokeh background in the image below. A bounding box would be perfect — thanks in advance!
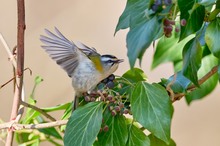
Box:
[0,0,220,146]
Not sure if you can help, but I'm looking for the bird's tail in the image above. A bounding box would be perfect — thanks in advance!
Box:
[73,96,79,111]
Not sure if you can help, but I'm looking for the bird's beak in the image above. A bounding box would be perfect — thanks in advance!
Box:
[115,59,124,63]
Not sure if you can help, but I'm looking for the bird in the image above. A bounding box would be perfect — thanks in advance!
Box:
[40,27,123,110]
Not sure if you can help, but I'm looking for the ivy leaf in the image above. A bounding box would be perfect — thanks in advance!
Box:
[64,102,103,146]
[205,18,220,59]
[178,0,205,40]
[115,0,149,33]
[182,38,203,86]
[198,0,216,6]
[126,124,150,146]
[130,82,173,144]
[152,33,194,69]
[98,110,128,146]
[186,54,218,104]
[148,134,176,146]
[39,127,62,139]
[122,68,147,83]
[127,16,161,67]
[164,71,191,93]
[42,102,71,112]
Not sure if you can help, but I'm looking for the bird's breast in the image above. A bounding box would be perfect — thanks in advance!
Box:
[71,60,102,94]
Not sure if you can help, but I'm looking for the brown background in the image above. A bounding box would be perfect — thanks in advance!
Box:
[0,0,220,146]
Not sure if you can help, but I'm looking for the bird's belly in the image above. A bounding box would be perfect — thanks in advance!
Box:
[71,62,101,94]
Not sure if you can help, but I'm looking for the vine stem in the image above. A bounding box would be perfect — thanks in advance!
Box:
[172,65,218,102]
[5,0,26,145]
[0,120,68,130]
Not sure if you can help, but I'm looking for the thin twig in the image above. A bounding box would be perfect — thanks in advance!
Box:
[6,0,26,145]
[20,101,56,121]
[0,120,68,130]
[172,65,218,102]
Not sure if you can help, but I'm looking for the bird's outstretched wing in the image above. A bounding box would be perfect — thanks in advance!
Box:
[40,27,99,77]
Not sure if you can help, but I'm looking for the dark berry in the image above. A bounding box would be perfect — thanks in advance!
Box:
[180,19,187,26]
[164,25,173,33]
[175,27,180,32]
[111,110,117,116]
[152,4,159,12]
[90,97,96,102]
[106,81,115,89]
[155,0,162,5]
[163,18,170,26]
[107,95,113,101]
[100,128,103,132]
[123,109,129,114]
[103,125,109,132]
[108,74,115,81]
[102,78,108,84]
[119,103,124,108]
[169,20,175,25]
[165,33,172,38]
[164,0,172,5]
[114,106,121,112]
[84,96,91,102]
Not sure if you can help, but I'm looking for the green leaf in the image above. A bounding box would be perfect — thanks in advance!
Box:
[127,16,161,67]
[186,54,218,104]
[152,33,194,69]
[130,82,173,144]
[178,0,205,40]
[205,18,220,58]
[164,71,191,93]
[42,102,71,112]
[64,102,104,146]
[98,110,128,146]
[148,134,176,146]
[197,0,216,6]
[126,124,150,146]
[182,38,203,86]
[39,127,62,139]
[115,0,149,33]
[122,68,147,83]
[35,76,43,85]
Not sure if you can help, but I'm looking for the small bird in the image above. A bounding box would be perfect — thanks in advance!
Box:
[40,28,123,109]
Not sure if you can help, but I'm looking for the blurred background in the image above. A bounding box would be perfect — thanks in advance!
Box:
[0,0,220,146]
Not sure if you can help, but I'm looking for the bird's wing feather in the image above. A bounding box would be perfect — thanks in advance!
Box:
[40,27,80,77]
[40,27,100,77]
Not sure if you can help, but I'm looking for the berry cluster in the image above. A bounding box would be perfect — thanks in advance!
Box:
[151,0,172,12]
[100,119,109,133]
[101,74,115,89]
[163,18,176,38]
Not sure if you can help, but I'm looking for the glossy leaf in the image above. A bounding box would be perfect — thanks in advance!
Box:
[42,102,71,112]
[127,16,161,67]
[126,124,150,146]
[64,102,104,146]
[182,38,202,86]
[164,71,191,93]
[178,0,205,40]
[122,68,147,83]
[149,134,176,146]
[131,82,173,144]
[98,110,128,146]
[39,127,62,139]
[186,54,218,104]
[115,0,149,33]
[205,18,220,58]
[198,0,216,6]
[152,33,194,69]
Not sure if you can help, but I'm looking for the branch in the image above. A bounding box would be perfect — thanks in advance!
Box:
[172,65,218,102]
[0,120,68,130]
[20,101,56,121]
[6,0,26,145]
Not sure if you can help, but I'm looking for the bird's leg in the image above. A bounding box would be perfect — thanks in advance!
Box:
[73,96,79,111]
